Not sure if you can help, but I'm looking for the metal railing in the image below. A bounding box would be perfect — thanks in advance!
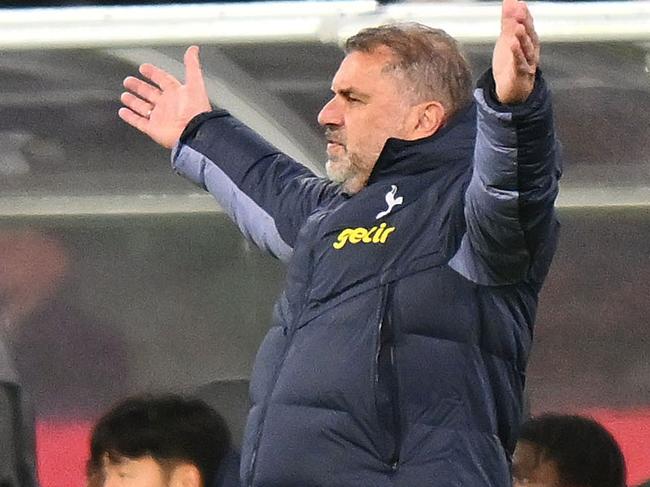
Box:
[0,1,649,50]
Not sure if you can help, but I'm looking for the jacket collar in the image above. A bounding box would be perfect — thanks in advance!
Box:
[365,101,477,186]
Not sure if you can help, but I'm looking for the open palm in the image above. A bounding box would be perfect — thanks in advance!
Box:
[118,46,212,149]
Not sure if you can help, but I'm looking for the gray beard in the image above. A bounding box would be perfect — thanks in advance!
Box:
[325,157,371,194]
[325,159,350,185]
[325,160,358,184]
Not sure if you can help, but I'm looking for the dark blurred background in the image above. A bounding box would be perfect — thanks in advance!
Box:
[0,1,648,486]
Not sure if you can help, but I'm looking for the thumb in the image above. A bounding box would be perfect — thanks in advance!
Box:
[184,45,206,90]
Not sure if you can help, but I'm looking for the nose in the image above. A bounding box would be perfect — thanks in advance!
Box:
[317,96,343,127]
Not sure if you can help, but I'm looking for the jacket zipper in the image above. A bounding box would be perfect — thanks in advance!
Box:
[375,284,402,470]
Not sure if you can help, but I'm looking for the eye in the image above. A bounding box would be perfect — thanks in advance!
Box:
[340,92,363,104]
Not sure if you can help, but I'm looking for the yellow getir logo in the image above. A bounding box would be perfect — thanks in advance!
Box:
[332,222,396,250]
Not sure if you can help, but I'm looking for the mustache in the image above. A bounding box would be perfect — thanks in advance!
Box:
[324,127,345,145]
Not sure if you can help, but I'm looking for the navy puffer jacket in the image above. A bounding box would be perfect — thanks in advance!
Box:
[173,70,561,487]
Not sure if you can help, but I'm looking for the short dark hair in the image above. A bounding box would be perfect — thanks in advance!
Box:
[519,414,626,487]
[89,393,231,487]
[345,22,473,118]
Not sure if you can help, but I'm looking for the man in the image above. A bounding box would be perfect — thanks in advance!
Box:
[119,0,561,484]
[87,394,237,487]
[512,414,626,487]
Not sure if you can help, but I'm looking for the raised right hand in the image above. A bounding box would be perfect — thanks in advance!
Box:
[118,45,212,149]
[492,0,540,104]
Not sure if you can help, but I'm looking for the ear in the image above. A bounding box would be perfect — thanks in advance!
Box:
[169,464,203,487]
[407,101,446,140]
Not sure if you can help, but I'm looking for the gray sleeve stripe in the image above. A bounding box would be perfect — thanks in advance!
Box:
[449,233,476,282]
[175,144,294,263]
[473,88,513,123]
[449,88,526,286]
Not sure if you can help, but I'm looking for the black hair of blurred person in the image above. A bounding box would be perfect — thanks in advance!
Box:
[514,413,626,487]
[88,393,232,487]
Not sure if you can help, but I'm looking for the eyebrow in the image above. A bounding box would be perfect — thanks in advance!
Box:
[104,453,131,467]
[335,88,369,101]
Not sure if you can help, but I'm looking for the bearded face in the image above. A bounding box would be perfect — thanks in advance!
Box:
[318,47,413,194]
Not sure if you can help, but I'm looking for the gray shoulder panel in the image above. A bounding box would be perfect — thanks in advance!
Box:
[448,87,528,286]
[173,144,293,263]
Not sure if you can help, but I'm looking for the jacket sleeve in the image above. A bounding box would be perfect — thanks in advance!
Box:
[449,69,562,285]
[172,109,339,263]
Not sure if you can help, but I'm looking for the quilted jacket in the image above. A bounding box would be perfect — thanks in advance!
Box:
[172,70,562,487]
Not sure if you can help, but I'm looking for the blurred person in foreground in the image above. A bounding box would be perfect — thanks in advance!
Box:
[0,338,38,487]
[0,229,128,418]
[0,229,128,487]
[118,0,562,484]
[87,394,239,487]
[0,229,74,487]
[513,413,626,487]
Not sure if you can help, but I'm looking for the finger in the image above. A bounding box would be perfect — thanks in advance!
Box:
[123,76,162,104]
[514,2,539,61]
[517,4,538,43]
[139,63,181,91]
[120,92,153,119]
[513,1,529,23]
[502,0,534,35]
[522,10,540,56]
[510,40,533,75]
[502,0,519,23]
[184,45,206,91]
[118,107,149,135]
[513,25,535,67]
[501,15,520,37]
